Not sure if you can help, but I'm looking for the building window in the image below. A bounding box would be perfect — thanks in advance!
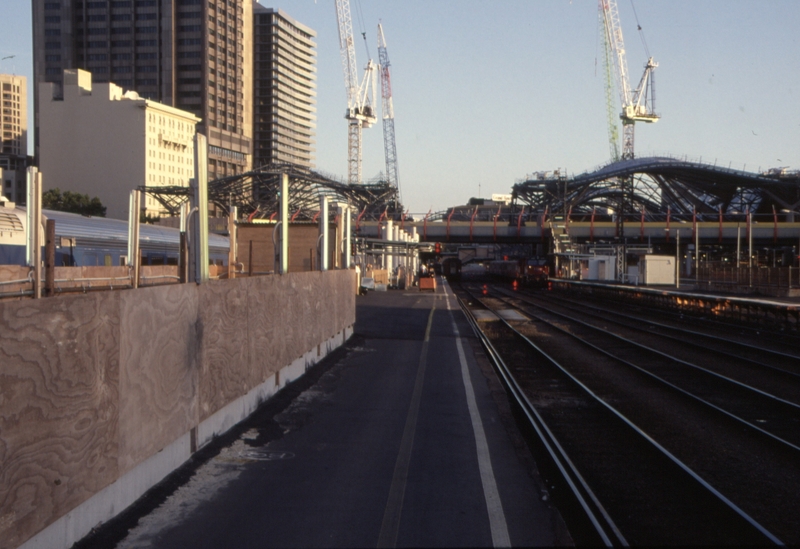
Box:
[87,14,107,21]
[111,40,131,47]
[88,28,107,34]
[178,51,201,58]
[45,67,62,75]
[45,54,61,61]
[111,13,131,21]
[45,28,61,36]
[111,53,131,60]
[87,53,107,60]
[45,42,61,49]
[136,0,157,5]
[180,11,202,19]
[111,27,131,34]
[178,38,201,45]
[88,40,108,48]
[136,13,157,20]
[44,2,61,9]
[137,65,158,72]
[44,16,61,23]
[93,66,108,73]
[136,26,157,33]
[86,1,108,8]
[111,0,132,6]
[136,52,157,59]
[113,66,131,72]
[135,39,157,47]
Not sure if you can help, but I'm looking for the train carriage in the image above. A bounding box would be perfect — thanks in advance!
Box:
[0,205,229,267]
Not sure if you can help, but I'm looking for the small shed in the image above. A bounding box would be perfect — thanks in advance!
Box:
[641,255,675,285]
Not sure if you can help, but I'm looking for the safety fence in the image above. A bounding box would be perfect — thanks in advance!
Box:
[692,266,800,294]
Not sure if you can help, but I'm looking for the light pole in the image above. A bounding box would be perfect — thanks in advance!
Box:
[677,230,681,288]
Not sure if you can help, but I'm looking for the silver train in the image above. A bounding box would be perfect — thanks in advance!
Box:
[0,205,229,267]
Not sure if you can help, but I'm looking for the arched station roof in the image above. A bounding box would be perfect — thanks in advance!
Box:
[512,156,800,221]
[142,163,402,221]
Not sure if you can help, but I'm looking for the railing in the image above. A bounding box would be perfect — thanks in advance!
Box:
[693,266,800,294]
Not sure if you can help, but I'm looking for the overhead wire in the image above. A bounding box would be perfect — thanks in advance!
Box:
[354,0,372,60]
[629,0,650,59]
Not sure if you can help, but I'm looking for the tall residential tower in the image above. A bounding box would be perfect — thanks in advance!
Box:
[252,6,316,169]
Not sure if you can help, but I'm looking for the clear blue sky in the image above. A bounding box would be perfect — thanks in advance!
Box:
[3,1,799,215]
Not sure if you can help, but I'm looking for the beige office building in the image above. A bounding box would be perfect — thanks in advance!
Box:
[0,74,28,203]
[32,0,253,206]
[39,69,199,220]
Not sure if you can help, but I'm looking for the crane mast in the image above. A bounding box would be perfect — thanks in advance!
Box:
[600,10,621,161]
[599,0,659,160]
[377,23,399,194]
[334,0,377,185]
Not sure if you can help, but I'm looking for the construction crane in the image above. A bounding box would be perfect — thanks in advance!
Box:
[334,0,378,185]
[377,22,400,196]
[599,0,659,160]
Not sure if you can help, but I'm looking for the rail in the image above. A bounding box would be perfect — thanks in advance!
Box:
[456,287,622,546]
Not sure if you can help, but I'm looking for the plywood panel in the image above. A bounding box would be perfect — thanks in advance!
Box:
[0,292,120,549]
[246,274,286,380]
[118,284,199,474]
[197,280,251,420]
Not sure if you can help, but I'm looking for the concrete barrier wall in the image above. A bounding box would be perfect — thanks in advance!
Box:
[0,270,355,549]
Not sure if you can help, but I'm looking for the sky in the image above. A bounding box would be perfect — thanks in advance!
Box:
[2,1,799,215]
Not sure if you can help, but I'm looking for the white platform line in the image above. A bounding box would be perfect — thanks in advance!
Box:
[444,282,511,547]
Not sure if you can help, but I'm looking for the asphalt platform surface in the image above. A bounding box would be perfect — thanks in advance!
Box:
[77,278,570,548]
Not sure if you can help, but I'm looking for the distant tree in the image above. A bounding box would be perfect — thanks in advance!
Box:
[140,212,161,224]
[43,188,107,217]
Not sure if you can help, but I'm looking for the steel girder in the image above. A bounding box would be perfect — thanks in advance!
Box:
[141,163,402,221]
[512,157,800,221]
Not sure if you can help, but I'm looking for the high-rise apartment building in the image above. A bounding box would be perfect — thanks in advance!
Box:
[32,0,253,204]
[253,6,316,169]
[0,74,29,203]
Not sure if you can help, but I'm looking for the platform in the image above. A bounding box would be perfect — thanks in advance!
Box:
[79,278,568,548]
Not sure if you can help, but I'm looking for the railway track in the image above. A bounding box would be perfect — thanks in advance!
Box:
[454,281,796,546]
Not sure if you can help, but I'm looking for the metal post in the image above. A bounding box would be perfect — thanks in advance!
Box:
[179,202,189,283]
[127,190,141,288]
[193,133,209,283]
[748,212,753,287]
[676,230,680,289]
[344,205,352,268]
[279,173,289,274]
[736,224,741,270]
[695,222,700,285]
[45,219,55,297]
[228,206,237,279]
[26,167,42,298]
[383,219,394,274]
[319,196,328,271]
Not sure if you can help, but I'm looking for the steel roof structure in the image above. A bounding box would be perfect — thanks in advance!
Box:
[142,163,402,221]
[512,156,800,221]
